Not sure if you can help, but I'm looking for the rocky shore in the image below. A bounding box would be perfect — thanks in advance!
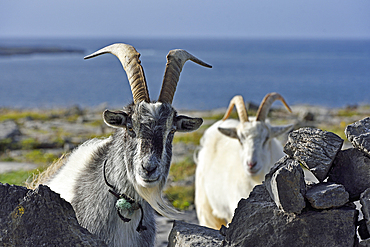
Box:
[1,103,367,166]
[0,46,84,56]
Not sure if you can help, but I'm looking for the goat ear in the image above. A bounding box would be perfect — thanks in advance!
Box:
[175,116,203,132]
[270,124,294,138]
[218,127,239,139]
[103,110,128,128]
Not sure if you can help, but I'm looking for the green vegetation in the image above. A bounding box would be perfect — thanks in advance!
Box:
[0,168,41,186]
[318,121,348,141]
[164,185,194,210]
[0,109,54,122]
[173,131,203,145]
[20,138,40,150]
[337,109,359,118]
[24,150,59,165]
[164,156,197,210]
[0,138,13,152]
[169,157,196,182]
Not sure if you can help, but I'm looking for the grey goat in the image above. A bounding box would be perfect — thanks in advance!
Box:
[43,43,211,246]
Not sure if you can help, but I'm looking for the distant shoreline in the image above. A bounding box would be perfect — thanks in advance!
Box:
[0,46,84,56]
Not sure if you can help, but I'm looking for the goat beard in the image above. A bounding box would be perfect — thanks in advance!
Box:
[134,183,180,219]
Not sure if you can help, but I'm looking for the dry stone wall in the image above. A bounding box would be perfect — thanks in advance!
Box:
[0,183,107,246]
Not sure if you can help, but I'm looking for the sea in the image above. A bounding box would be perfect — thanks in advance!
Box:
[0,38,369,111]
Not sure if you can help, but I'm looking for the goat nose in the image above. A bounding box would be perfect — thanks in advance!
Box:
[248,162,257,169]
[143,164,157,175]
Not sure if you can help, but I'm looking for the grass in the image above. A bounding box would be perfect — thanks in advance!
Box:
[164,185,195,210]
[317,121,348,141]
[0,168,42,186]
[24,150,59,165]
[173,131,203,145]
[0,109,55,122]
[169,156,196,182]
[163,156,197,210]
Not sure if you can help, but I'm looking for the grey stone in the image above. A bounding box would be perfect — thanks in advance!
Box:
[284,127,344,182]
[168,221,224,247]
[305,182,349,209]
[0,183,106,246]
[0,120,21,140]
[360,188,370,235]
[358,219,370,241]
[328,148,370,200]
[224,184,358,247]
[264,156,306,214]
[359,238,370,247]
[361,188,370,222]
[299,111,315,122]
[345,117,370,157]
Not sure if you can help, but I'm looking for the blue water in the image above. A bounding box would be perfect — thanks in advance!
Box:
[0,38,369,110]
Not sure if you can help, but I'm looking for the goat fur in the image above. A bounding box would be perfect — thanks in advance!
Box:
[46,102,202,247]
[195,117,293,229]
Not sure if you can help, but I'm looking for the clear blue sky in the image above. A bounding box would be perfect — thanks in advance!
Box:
[1,0,369,39]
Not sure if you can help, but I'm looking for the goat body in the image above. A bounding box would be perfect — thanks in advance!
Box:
[195,93,293,229]
[42,43,211,247]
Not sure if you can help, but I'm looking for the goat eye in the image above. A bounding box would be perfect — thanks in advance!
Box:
[126,124,136,137]
[170,129,176,134]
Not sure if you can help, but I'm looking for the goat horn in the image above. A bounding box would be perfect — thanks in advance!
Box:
[158,49,212,104]
[84,43,150,104]
[222,95,249,123]
[256,92,292,122]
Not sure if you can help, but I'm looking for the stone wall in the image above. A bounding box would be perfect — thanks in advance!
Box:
[0,183,107,246]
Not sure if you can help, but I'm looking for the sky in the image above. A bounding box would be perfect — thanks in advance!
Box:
[1,0,369,39]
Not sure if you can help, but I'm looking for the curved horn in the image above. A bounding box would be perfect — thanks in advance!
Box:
[256,92,292,122]
[158,49,212,104]
[222,95,249,123]
[84,43,150,104]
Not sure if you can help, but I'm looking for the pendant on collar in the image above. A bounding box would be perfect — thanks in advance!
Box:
[116,197,139,216]
[103,160,147,232]
[115,194,141,218]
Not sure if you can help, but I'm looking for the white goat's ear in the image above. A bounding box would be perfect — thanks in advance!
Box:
[270,124,294,138]
[218,127,239,139]
[175,116,203,132]
[103,110,128,128]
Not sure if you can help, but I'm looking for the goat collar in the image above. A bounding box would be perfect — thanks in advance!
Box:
[103,160,147,232]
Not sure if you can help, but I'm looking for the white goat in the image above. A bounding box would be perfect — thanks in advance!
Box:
[194,93,293,229]
[40,43,211,246]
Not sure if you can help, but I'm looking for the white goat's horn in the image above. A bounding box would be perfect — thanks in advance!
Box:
[84,43,150,104]
[222,95,249,123]
[256,92,292,122]
[158,49,212,104]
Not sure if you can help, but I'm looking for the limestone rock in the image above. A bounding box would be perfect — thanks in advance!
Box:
[0,120,21,140]
[168,221,224,247]
[360,188,370,237]
[328,148,370,200]
[264,156,306,214]
[284,127,343,182]
[224,184,358,247]
[345,117,370,157]
[305,182,349,209]
[358,219,370,241]
[359,238,370,247]
[0,183,106,246]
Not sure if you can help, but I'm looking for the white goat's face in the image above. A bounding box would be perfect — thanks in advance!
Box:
[237,122,271,175]
[104,102,203,188]
[218,120,293,176]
